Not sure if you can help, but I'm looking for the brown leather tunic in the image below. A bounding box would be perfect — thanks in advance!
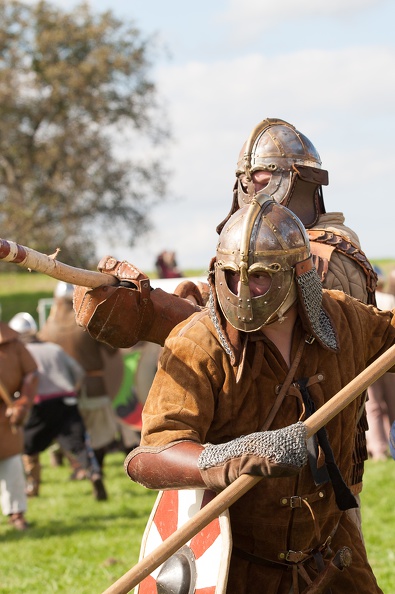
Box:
[0,324,37,459]
[141,291,389,593]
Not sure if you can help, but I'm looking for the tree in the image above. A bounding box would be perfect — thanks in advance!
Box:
[0,0,170,268]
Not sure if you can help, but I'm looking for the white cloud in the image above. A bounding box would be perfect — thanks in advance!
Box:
[154,45,395,199]
[220,0,387,25]
[217,0,392,47]
[158,46,395,121]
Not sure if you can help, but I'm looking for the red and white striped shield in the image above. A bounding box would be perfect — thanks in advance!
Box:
[135,489,232,594]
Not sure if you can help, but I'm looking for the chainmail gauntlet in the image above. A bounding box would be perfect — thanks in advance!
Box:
[197,422,308,492]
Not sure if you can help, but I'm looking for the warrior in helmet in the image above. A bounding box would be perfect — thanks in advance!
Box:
[125,197,387,594]
[220,117,376,304]
[217,119,377,533]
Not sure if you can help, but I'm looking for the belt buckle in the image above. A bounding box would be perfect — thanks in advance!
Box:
[285,550,304,563]
[289,496,301,508]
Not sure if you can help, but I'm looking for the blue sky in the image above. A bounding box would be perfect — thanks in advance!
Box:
[28,0,395,272]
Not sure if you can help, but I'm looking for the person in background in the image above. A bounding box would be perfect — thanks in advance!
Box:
[365,267,395,460]
[112,341,162,453]
[39,282,119,475]
[0,321,37,531]
[388,268,395,298]
[9,312,107,501]
[155,250,183,279]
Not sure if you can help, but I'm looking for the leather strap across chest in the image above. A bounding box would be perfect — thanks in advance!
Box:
[261,333,309,431]
[254,331,357,513]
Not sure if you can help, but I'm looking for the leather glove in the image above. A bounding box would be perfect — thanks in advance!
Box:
[197,422,308,492]
[73,256,202,348]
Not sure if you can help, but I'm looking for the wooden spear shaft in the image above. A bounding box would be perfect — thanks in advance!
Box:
[101,343,395,594]
[0,238,118,288]
[0,379,19,434]
[0,379,15,408]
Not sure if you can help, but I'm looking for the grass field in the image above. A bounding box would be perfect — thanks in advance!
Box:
[0,451,394,593]
[0,450,157,594]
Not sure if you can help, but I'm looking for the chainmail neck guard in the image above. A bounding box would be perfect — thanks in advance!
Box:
[296,267,338,351]
[209,290,232,357]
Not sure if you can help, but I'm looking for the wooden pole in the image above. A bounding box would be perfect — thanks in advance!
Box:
[303,343,395,436]
[101,343,395,594]
[0,238,118,288]
[0,379,18,434]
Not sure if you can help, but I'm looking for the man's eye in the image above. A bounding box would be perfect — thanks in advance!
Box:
[250,272,271,286]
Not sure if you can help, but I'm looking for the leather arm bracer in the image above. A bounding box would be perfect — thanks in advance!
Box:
[73,256,204,348]
[125,441,206,490]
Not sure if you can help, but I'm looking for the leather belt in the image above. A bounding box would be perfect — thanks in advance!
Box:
[233,546,294,570]
[233,527,336,569]
[279,489,326,508]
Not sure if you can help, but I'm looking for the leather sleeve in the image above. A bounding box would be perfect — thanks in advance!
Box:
[124,440,206,490]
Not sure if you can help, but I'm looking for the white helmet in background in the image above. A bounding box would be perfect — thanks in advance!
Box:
[9,312,38,337]
[54,281,74,300]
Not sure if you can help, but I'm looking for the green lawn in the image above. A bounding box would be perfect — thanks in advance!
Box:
[360,458,395,591]
[0,271,58,323]
[0,451,394,593]
[0,450,157,594]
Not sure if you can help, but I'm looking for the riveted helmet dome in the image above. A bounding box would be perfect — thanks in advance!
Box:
[232,118,329,229]
[9,312,38,336]
[54,281,74,300]
[236,118,322,180]
[215,195,310,332]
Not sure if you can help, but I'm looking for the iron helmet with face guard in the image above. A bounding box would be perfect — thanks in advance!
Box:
[214,194,338,351]
[215,194,310,332]
[217,118,329,234]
